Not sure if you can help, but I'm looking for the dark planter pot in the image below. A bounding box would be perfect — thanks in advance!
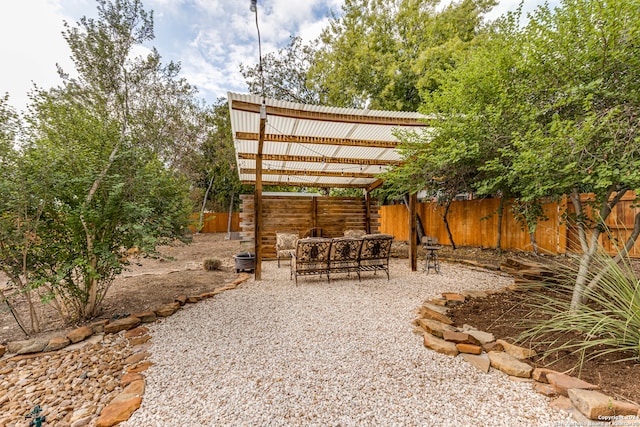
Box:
[234,252,255,273]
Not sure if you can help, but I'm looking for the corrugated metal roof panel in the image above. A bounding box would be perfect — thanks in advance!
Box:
[228,92,429,189]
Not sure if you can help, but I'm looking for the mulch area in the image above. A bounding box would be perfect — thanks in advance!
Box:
[439,248,640,405]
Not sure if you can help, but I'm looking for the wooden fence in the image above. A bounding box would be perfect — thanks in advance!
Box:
[240,195,380,258]
[190,212,241,233]
[379,193,640,257]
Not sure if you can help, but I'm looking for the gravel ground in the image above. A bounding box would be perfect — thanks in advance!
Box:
[123,259,570,427]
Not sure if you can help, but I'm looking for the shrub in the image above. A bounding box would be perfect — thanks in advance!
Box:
[520,250,640,365]
[203,258,222,271]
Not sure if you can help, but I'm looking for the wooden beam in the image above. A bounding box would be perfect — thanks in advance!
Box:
[237,153,402,166]
[235,132,399,149]
[409,193,417,272]
[366,179,385,193]
[254,105,267,280]
[240,168,376,179]
[231,100,429,127]
[241,180,370,189]
[365,190,372,234]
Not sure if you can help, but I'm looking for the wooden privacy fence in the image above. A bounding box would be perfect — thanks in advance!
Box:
[379,193,640,258]
[240,195,380,258]
[190,212,241,233]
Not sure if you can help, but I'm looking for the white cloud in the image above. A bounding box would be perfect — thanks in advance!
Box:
[0,1,70,111]
[1,0,559,112]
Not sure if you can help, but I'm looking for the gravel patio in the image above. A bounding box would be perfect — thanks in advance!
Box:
[123,259,569,426]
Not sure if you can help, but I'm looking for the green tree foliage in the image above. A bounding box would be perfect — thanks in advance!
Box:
[389,0,640,306]
[240,36,324,105]
[311,0,496,111]
[195,99,250,228]
[0,0,196,323]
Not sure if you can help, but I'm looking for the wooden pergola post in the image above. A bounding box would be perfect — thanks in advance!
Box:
[254,103,267,280]
[365,190,372,234]
[409,192,418,271]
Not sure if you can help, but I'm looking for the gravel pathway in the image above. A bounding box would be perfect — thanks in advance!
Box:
[123,260,568,426]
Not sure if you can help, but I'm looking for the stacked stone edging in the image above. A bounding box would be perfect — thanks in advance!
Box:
[0,273,251,426]
[414,289,640,424]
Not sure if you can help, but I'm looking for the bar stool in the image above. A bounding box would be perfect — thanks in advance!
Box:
[422,236,440,274]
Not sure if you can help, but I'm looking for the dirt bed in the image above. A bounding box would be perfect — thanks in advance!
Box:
[1,233,241,344]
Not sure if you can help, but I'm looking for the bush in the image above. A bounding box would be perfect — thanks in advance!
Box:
[203,258,222,271]
[520,250,640,364]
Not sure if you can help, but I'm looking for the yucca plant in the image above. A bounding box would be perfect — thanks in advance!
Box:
[519,249,640,365]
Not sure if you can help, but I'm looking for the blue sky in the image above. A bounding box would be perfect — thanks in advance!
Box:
[1,0,557,112]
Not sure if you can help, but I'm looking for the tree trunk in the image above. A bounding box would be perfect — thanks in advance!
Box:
[496,196,506,251]
[568,186,627,309]
[528,231,539,255]
[441,199,456,250]
[0,288,29,337]
[402,194,424,242]
[199,174,215,233]
[227,189,235,238]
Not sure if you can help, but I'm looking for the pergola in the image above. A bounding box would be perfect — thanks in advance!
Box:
[228,92,431,279]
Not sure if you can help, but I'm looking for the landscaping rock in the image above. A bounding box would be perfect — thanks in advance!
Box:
[9,339,48,355]
[90,319,110,333]
[186,296,200,303]
[442,292,465,306]
[67,326,93,343]
[488,351,533,378]
[442,330,480,345]
[423,333,459,356]
[461,289,488,299]
[124,352,150,365]
[482,341,503,352]
[419,307,454,325]
[44,336,71,352]
[124,326,149,338]
[532,367,560,383]
[419,302,449,316]
[546,373,599,397]
[534,382,558,397]
[461,327,495,345]
[417,318,457,339]
[570,409,609,426]
[128,334,151,346]
[104,317,141,334]
[113,380,145,401]
[455,343,482,355]
[549,396,574,412]
[132,311,157,323]
[155,302,180,317]
[496,339,537,359]
[175,295,188,305]
[121,372,144,387]
[127,361,153,373]
[461,353,491,373]
[0,345,5,357]
[567,389,638,420]
[95,396,142,427]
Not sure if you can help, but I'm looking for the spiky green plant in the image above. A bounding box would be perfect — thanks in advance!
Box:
[520,249,640,365]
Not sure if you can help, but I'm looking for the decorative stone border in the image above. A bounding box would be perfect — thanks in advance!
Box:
[414,289,640,424]
[0,273,251,426]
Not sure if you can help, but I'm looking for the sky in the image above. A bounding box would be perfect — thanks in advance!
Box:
[1,0,557,113]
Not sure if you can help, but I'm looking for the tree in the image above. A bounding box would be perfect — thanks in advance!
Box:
[194,98,251,231]
[240,36,324,105]
[310,0,496,111]
[15,0,194,320]
[509,0,640,307]
[390,0,640,307]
